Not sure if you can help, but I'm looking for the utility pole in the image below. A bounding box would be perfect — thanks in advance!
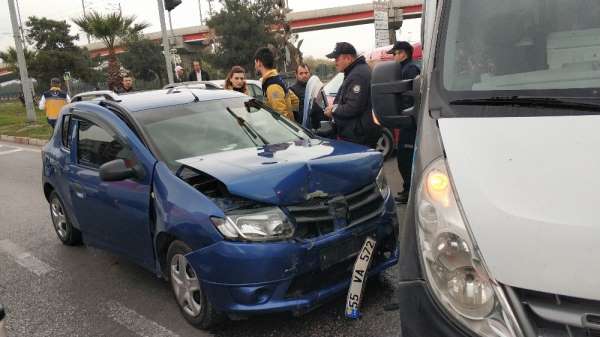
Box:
[8,0,36,122]
[198,0,204,25]
[157,0,174,84]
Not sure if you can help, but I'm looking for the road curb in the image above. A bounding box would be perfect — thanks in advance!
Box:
[0,134,47,147]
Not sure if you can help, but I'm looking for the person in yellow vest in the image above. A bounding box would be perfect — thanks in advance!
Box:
[253,47,298,121]
[38,78,70,128]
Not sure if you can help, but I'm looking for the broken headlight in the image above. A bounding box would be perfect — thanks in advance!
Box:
[211,207,294,242]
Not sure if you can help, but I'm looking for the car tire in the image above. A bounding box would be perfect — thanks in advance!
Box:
[166,240,223,329]
[49,191,82,246]
[376,128,394,159]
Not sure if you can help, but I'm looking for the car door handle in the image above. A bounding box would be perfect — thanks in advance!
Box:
[71,183,85,199]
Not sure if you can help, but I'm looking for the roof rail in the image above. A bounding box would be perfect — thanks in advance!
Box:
[162,81,221,90]
[71,90,122,102]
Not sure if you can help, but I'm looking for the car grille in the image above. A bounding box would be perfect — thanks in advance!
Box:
[511,287,600,337]
[286,183,385,239]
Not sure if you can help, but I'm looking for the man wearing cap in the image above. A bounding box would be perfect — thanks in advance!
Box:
[387,41,421,204]
[38,77,70,128]
[324,42,381,147]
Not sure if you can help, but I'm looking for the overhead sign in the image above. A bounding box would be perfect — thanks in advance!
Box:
[373,1,390,48]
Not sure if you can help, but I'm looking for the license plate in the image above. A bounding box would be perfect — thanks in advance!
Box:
[345,236,377,319]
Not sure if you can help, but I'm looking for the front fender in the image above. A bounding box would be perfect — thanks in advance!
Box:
[152,162,224,250]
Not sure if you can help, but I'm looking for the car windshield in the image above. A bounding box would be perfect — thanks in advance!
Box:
[441,0,600,95]
[137,98,310,168]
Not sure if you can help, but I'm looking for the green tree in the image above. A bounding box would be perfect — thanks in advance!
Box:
[207,0,277,73]
[73,11,148,90]
[0,47,36,73]
[119,36,166,86]
[24,16,99,90]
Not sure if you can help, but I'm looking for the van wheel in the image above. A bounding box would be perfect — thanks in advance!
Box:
[49,191,82,246]
[376,128,394,159]
[166,240,223,329]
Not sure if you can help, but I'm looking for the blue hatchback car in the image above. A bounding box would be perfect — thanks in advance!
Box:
[41,88,399,328]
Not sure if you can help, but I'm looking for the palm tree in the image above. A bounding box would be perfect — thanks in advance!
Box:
[0,47,36,73]
[73,11,148,90]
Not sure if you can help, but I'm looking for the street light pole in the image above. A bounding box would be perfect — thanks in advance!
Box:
[157,0,174,84]
[8,0,36,122]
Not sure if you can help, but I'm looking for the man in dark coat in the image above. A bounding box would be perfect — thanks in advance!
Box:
[188,60,210,81]
[290,63,310,122]
[387,41,421,203]
[324,42,381,147]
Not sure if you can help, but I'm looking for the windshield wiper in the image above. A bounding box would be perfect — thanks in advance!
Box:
[450,96,600,112]
[225,107,269,145]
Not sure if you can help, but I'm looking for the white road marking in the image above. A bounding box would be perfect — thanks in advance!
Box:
[102,301,182,337]
[0,149,23,156]
[0,143,41,153]
[0,240,55,276]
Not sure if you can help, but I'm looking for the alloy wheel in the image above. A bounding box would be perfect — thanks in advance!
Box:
[50,198,68,240]
[170,253,203,317]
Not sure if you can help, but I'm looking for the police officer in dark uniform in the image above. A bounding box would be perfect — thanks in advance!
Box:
[324,42,381,147]
[387,41,421,203]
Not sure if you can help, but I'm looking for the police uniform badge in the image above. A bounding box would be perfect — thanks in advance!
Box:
[352,84,361,94]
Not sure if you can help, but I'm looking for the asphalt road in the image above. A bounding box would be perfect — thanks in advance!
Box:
[0,141,405,337]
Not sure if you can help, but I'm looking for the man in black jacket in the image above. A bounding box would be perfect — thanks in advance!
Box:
[188,60,210,81]
[290,63,310,122]
[324,42,381,147]
[387,41,421,203]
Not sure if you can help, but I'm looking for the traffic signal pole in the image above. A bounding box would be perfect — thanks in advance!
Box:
[157,0,174,84]
[8,0,36,122]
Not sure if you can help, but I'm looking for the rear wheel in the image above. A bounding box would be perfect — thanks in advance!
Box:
[166,240,222,329]
[376,128,394,159]
[49,191,82,246]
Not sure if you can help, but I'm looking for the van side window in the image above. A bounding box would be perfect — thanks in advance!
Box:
[61,115,72,149]
[76,119,133,168]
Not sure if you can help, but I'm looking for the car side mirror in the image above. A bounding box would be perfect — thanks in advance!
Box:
[371,61,420,129]
[99,159,142,181]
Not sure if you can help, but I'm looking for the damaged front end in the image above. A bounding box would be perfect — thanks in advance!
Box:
[176,165,295,242]
[173,163,399,317]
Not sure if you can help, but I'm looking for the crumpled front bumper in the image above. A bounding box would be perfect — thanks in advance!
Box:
[185,198,399,315]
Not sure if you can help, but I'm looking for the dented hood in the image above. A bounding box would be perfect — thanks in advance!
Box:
[177,140,382,205]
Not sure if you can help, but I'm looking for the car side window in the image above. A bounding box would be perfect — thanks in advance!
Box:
[76,119,133,169]
[61,115,72,149]
[249,84,264,102]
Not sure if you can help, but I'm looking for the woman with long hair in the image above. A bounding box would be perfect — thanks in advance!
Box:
[224,66,248,94]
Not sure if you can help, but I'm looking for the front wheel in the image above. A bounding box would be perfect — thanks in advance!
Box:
[49,191,82,246]
[166,240,223,329]
[376,128,394,159]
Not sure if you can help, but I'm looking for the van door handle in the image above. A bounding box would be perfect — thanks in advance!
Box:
[71,183,85,199]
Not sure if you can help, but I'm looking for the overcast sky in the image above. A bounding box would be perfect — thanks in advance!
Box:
[0,0,420,58]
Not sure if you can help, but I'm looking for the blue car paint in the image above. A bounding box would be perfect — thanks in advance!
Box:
[152,161,224,252]
[177,140,383,205]
[186,197,398,313]
[44,103,158,270]
[42,89,399,318]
